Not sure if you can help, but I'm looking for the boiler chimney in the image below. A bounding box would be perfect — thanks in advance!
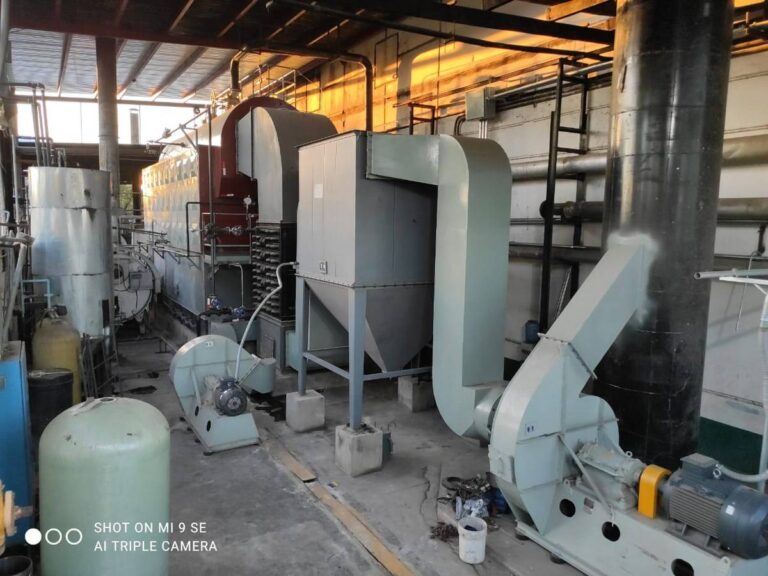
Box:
[595,0,734,468]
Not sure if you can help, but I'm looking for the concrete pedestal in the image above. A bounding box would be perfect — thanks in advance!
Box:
[286,390,325,432]
[335,424,384,477]
[397,376,436,412]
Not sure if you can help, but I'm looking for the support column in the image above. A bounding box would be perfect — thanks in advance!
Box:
[347,287,366,430]
[296,277,309,395]
[96,37,120,236]
[286,277,325,432]
[336,285,384,476]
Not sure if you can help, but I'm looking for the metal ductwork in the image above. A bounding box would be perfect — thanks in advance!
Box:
[367,134,512,440]
[594,0,735,468]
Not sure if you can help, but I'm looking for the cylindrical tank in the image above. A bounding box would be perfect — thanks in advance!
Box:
[29,167,114,338]
[28,368,72,460]
[595,0,734,468]
[32,314,81,404]
[39,397,170,576]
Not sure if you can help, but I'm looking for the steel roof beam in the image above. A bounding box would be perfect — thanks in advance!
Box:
[114,0,131,26]
[273,0,608,60]
[56,33,72,96]
[218,0,261,38]
[169,0,196,32]
[546,0,613,21]
[150,46,206,99]
[315,0,613,45]
[180,51,237,99]
[117,42,161,98]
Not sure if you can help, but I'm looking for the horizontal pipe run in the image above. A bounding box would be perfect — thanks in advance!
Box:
[494,61,613,101]
[694,268,768,280]
[508,242,768,270]
[550,197,768,223]
[510,134,768,181]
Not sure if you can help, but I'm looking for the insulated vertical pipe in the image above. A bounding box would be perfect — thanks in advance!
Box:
[595,0,734,468]
[96,37,120,235]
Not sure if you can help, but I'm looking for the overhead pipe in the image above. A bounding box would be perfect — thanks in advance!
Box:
[231,54,242,93]
[508,241,768,270]
[244,41,373,131]
[495,61,613,102]
[595,0,735,468]
[549,197,768,223]
[511,133,768,181]
[228,51,246,103]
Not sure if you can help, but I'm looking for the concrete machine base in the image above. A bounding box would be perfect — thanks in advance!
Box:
[286,390,326,432]
[335,424,384,477]
[397,376,436,412]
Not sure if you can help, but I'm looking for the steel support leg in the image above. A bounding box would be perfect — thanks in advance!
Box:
[296,277,310,395]
[348,288,366,430]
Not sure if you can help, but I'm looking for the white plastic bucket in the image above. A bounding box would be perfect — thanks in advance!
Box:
[458,516,487,564]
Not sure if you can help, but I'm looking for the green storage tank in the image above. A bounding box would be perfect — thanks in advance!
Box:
[39,397,170,576]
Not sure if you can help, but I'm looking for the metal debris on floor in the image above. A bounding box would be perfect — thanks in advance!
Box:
[430,522,459,541]
[438,473,508,530]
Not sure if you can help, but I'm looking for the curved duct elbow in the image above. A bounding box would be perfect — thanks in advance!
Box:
[367,134,512,440]
[432,137,512,439]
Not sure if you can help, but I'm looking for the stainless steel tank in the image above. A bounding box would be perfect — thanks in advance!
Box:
[29,167,114,337]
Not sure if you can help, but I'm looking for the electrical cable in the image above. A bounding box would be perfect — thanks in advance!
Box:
[233,261,296,380]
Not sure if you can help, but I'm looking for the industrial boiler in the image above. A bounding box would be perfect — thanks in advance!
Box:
[142,97,340,368]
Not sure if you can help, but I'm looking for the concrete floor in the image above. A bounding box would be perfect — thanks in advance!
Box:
[116,332,582,576]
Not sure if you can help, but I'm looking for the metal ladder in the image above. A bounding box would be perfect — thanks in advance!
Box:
[539,60,591,331]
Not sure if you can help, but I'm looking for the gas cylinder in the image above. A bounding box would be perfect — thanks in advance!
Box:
[39,397,170,576]
[32,311,81,405]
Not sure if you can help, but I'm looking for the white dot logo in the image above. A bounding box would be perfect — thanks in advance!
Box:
[28,528,85,546]
[24,528,42,546]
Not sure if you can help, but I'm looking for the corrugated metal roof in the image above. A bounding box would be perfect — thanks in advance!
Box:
[5,0,382,104]
[66,34,97,94]
[8,29,63,88]
[5,0,615,103]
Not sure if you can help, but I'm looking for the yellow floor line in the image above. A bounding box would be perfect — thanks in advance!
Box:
[269,438,417,576]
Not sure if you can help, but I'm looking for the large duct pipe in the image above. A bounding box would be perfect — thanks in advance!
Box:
[594,0,735,469]
[510,133,768,181]
[551,197,768,223]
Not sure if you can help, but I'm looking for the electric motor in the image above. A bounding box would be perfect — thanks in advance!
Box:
[213,377,248,416]
[661,454,768,559]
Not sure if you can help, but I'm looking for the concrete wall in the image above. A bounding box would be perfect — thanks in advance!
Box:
[250,2,768,434]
